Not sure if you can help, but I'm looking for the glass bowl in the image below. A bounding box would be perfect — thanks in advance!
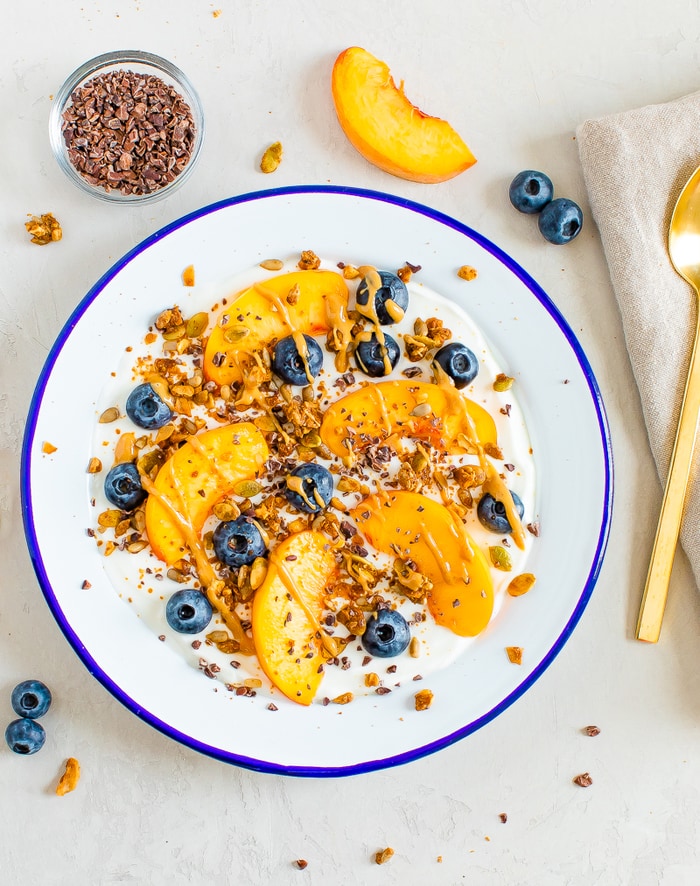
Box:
[49,50,205,205]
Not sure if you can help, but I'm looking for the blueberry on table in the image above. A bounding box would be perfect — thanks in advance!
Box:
[509,170,554,214]
[213,517,267,568]
[165,589,213,634]
[5,718,46,755]
[354,332,400,377]
[477,491,525,534]
[11,680,52,719]
[125,383,172,429]
[434,342,479,388]
[272,333,324,386]
[537,197,583,244]
[362,609,411,658]
[284,463,333,514]
[356,270,409,325]
[104,462,146,511]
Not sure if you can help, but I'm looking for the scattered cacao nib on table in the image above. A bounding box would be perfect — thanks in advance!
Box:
[61,69,196,196]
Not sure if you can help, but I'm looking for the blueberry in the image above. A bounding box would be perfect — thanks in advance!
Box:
[284,463,333,514]
[11,680,52,719]
[477,491,525,534]
[362,609,411,658]
[354,332,400,378]
[509,170,554,214]
[537,197,583,245]
[272,334,324,386]
[104,462,146,511]
[213,517,267,568]
[165,589,213,634]
[434,342,479,388]
[356,270,409,325]
[5,718,46,755]
[125,383,172,430]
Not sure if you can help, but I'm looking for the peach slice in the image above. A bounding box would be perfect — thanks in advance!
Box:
[352,491,494,637]
[203,270,349,386]
[319,379,496,458]
[144,423,268,566]
[252,530,337,705]
[331,47,476,184]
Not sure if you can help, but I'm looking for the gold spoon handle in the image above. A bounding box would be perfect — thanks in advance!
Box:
[637,308,700,642]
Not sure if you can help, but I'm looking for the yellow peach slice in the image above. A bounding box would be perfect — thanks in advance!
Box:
[352,491,494,637]
[145,423,268,566]
[252,530,337,705]
[319,380,496,458]
[331,47,476,184]
[203,270,349,386]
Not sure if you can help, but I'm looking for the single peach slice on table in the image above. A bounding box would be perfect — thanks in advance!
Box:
[331,46,476,183]
[203,270,350,386]
[144,422,269,566]
[252,530,337,705]
[319,379,496,458]
[352,491,494,637]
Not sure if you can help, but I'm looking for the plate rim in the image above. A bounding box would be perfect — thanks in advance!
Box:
[20,184,614,777]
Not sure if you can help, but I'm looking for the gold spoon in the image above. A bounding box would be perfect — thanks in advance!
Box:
[637,164,700,642]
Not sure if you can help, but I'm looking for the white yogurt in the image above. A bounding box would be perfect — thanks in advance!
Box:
[90,258,536,706]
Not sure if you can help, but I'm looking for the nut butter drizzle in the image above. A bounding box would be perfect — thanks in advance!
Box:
[431,363,526,550]
[354,266,393,376]
[139,471,255,653]
[272,556,338,657]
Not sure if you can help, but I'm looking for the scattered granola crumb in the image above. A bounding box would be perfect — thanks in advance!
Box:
[25,212,62,245]
[493,373,514,392]
[293,859,308,870]
[499,813,508,823]
[582,725,601,737]
[260,141,283,173]
[505,646,523,665]
[42,441,58,454]
[86,457,102,474]
[526,521,541,537]
[573,772,593,787]
[55,757,80,796]
[298,249,321,270]
[332,692,353,705]
[81,580,91,590]
[457,264,478,281]
[182,264,195,287]
[375,847,394,865]
[437,855,443,863]
[414,688,433,711]
[212,8,222,16]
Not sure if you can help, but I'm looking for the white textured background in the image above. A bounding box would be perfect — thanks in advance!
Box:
[3,2,700,884]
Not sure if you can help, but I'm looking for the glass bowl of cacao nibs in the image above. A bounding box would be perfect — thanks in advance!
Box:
[49,50,204,204]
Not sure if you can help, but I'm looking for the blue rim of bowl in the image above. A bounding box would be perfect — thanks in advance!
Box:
[20,184,614,777]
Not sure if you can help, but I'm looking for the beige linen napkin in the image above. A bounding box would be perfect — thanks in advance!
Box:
[577,92,700,586]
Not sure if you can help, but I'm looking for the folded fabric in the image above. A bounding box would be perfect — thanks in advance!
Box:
[577,91,700,587]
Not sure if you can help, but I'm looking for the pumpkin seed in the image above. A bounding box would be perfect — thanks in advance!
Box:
[206,630,230,644]
[233,480,262,498]
[99,406,119,423]
[410,402,432,418]
[126,540,148,554]
[186,312,208,338]
[249,557,268,590]
[489,545,513,571]
[212,500,241,521]
[260,259,284,271]
[223,325,250,343]
[161,323,186,341]
[507,573,536,597]
[167,567,189,583]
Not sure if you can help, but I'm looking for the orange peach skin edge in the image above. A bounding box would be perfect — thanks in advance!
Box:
[352,491,494,637]
[203,270,349,386]
[252,530,337,705]
[319,380,497,458]
[331,46,476,184]
[145,422,268,565]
